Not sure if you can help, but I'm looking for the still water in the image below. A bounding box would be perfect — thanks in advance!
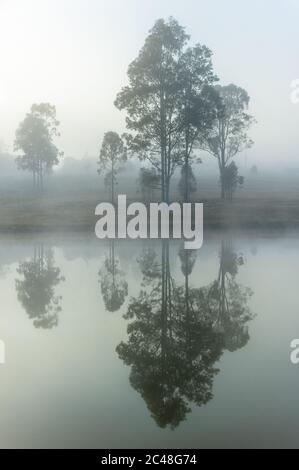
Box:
[0,232,299,448]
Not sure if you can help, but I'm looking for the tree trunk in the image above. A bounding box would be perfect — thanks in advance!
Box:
[220,147,226,200]
[219,162,225,200]
[160,82,167,203]
[165,176,170,204]
[111,161,114,205]
[40,166,43,193]
[184,111,190,202]
[184,164,189,203]
[221,177,225,200]
[161,149,165,202]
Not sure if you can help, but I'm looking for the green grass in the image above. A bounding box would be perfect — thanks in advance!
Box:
[1,174,299,232]
[1,192,299,232]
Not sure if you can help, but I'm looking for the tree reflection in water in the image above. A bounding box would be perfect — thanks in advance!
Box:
[117,240,254,428]
[15,245,65,329]
[99,240,128,312]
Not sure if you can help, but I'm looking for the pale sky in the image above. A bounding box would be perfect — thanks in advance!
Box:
[0,0,298,166]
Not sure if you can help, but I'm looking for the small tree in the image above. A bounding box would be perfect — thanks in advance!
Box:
[203,84,254,200]
[14,103,62,192]
[97,131,127,204]
[138,167,161,202]
[178,163,197,201]
[222,161,244,201]
[15,246,65,329]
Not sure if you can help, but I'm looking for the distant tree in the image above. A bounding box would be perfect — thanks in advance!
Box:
[14,103,62,192]
[115,18,189,203]
[222,161,244,201]
[97,131,127,204]
[250,164,258,176]
[202,84,254,200]
[138,167,161,202]
[178,163,197,201]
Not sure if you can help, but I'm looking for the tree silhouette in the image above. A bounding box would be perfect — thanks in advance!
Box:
[117,240,254,428]
[204,240,254,351]
[138,167,161,203]
[222,161,244,201]
[117,242,224,428]
[99,241,128,312]
[115,18,220,203]
[14,103,62,192]
[97,131,127,204]
[177,45,218,202]
[178,245,197,277]
[178,163,197,201]
[115,18,189,203]
[202,84,254,200]
[15,246,65,328]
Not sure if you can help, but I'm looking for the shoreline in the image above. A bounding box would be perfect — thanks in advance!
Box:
[0,206,299,233]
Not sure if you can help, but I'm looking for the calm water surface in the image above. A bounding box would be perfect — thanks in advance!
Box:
[0,232,299,448]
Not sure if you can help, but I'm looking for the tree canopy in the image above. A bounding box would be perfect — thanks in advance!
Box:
[14,103,62,192]
[203,84,254,199]
[115,17,219,202]
[98,131,127,203]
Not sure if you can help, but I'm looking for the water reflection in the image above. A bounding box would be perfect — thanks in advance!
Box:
[15,245,65,329]
[117,240,254,428]
[98,240,128,312]
[208,241,253,351]
[11,238,254,430]
[5,234,299,447]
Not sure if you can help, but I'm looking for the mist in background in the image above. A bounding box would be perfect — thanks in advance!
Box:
[0,0,298,174]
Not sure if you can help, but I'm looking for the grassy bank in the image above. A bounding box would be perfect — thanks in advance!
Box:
[1,188,299,233]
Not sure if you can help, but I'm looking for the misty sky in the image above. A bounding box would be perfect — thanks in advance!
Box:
[0,0,298,167]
